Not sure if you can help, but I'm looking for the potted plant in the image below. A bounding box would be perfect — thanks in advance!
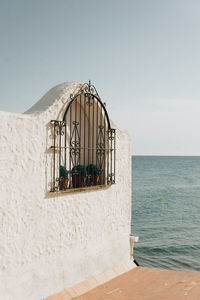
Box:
[71,165,87,188]
[60,165,68,190]
[86,164,100,186]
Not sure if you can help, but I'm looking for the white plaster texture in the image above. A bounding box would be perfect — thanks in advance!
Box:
[0,82,132,300]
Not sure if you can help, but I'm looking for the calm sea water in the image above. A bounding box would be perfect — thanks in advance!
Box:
[131,156,200,273]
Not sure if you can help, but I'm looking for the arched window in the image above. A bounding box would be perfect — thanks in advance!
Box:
[50,82,116,192]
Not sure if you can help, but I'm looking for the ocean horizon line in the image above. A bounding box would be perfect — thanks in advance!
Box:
[132,154,200,157]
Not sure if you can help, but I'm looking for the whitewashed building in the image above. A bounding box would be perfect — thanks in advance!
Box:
[0,82,133,299]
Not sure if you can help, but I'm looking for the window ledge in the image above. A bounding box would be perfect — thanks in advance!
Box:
[50,184,113,195]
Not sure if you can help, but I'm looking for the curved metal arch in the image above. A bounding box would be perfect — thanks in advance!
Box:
[62,82,111,129]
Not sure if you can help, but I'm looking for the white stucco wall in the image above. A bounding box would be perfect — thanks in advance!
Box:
[0,82,132,300]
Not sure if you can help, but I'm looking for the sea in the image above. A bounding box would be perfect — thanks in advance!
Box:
[131,156,200,273]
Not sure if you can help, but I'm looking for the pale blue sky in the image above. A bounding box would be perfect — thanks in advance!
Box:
[1,0,200,155]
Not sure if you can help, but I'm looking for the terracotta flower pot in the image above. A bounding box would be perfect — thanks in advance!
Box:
[72,175,86,188]
[87,175,99,186]
[60,178,68,190]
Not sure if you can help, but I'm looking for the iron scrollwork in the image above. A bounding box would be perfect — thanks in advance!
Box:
[50,81,116,192]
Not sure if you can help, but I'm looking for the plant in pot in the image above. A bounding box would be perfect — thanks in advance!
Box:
[71,165,87,188]
[60,165,68,190]
[86,164,100,186]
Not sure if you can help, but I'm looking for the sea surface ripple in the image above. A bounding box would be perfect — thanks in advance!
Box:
[131,156,200,272]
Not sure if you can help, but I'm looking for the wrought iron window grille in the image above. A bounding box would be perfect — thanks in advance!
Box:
[50,81,116,192]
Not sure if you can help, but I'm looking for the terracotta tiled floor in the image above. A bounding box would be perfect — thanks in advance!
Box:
[73,267,200,300]
[46,267,200,300]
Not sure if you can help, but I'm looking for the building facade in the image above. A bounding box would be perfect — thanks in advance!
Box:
[0,82,132,300]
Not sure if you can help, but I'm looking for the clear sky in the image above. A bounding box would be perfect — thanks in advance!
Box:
[1,0,200,155]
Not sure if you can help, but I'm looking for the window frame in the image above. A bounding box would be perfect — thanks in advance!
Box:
[50,82,116,192]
